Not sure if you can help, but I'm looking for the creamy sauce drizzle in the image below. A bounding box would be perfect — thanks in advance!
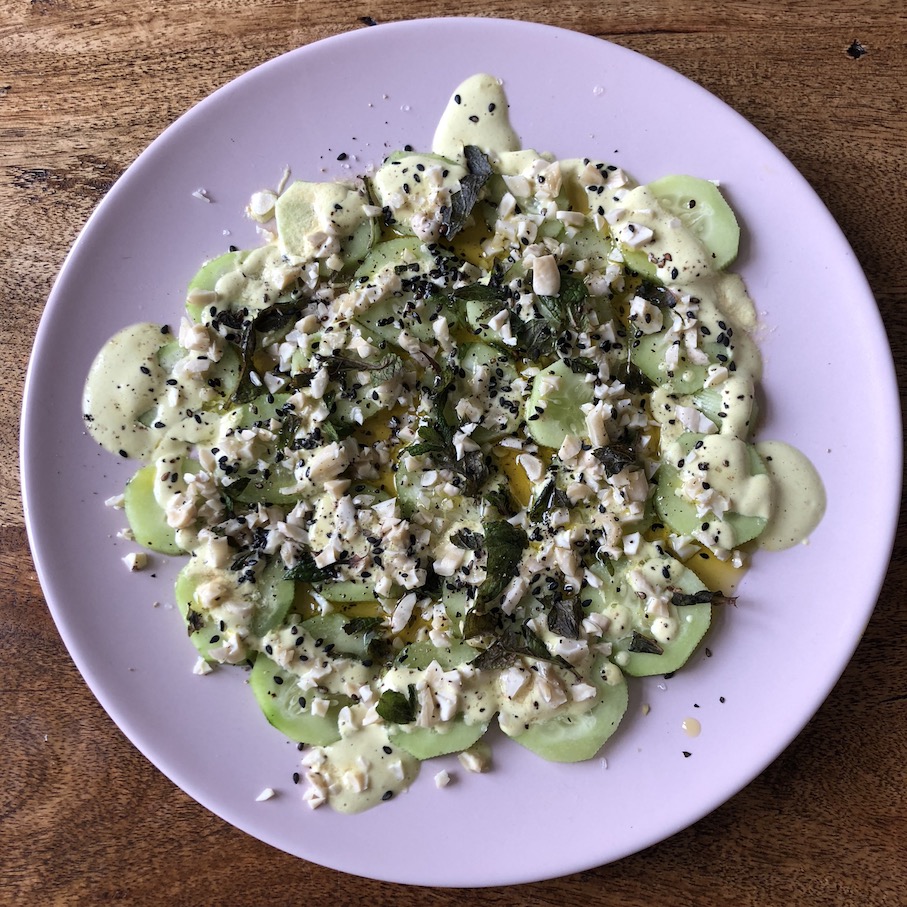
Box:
[432,73,520,158]
[755,440,826,550]
[83,322,174,459]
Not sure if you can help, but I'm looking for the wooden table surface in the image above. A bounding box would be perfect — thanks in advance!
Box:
[2,2,905,904]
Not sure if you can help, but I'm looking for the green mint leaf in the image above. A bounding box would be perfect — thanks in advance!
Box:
[672,590,737,607]
[546,598,585,640]
[440,145,492,240]
[483,487,520,519]
[627,630,664,655]
[451,528,484,551]
[476,521,528,605]
[284,549,336,584]
[375,685,418,724]
[591,443,638,477]
[565,356,598,375]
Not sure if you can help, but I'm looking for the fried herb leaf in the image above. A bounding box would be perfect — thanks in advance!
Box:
[672,590,738,608]
[462,608,503,639]
[284,549,336,584]
[375,684,418,724]
[546,597,585,640]
[343,616,385,637]
[528,479,570,523]
[476,521,528,605]
[343,616,393,665]
[320,418,356,443]
[232,302,304,404]
[614,359,654,394]
[451,528,484,551]
[536,273,588,331]
[634,279,679,310]
[326,351,404,387]
[276,413,301,451]
[483,486,520,519]
[565,356,598,374]
[186,608,205,634]
[220,476,250,516]
[594,548,616,577]
[627,630,664,655]
[440,145,492,240]
[469,637,517,671]
[471,621,577,675]
[513,317,557,360]
[591,443,638,477]
[408,404,489,497]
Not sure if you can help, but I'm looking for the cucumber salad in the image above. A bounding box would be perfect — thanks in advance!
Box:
[83,73,825,812]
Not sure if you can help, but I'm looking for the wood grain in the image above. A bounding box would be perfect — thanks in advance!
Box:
[2,1,905,904]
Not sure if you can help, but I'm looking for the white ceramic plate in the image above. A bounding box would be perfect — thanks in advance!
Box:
[22,18,901,887]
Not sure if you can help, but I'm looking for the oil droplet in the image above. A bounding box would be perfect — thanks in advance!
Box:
[682,717,702,738]
[592,85,605,97]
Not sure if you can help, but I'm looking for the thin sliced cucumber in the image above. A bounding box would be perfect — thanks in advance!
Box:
[185,249,248,321]
[303,613,371,660]
[647,175,739,270]
[390,718,488,760]
[369,153,466,237]
[394,640,478,672]
[654,433,768,546]
[560,222,613,268]
[630,327,729,395]
[124,463,181,554]
[250,557,295,638]
[504,659,628,762]
[156,339,243,404]
[249,654,347,746]
[173,565,224,661]
[524,359,595,449]
[587,548,712,677]
[623,175,740,278]
[450,343,522,443]
[353,238,462,346]
[276,179,378,271]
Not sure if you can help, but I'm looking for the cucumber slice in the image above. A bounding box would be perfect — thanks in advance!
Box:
[353,238,463,346]
[249,654,347,746]
[385,640,486,759]
[185,249,248,321]
[560,222,613,268]
[390,718,488,760]
[222,394,302,505]
[316,579,380,604]
[450,343,522,443]
[654,433,768,547]
[647,175,740,270]
[124,463,181,554]
[587,549,712,677]
[276,179,378,271]
[303,613,372,660]
[630,329,704,394]
[623,175,740,278]
[394,640,478,671]
[173,566,224,661]
[250,557,295,638]
[525,359,595,449]
[156,339,243,405]
[504,658,628,762]
[369,153,466,237]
